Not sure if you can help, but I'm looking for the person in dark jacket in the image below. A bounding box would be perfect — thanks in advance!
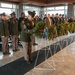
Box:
[9,12,19,52]
[0,13,10,55]
[51,14,55,25]
[18,12,25,33]
[54,13,59,26]
[43,14,47,22]
[59,14,62,24]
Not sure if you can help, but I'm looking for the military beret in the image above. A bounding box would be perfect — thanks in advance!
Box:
[10,12,16,16]
[1,13,6,16]
[28,11,35,18]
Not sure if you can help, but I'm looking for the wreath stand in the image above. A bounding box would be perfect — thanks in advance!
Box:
[48,37,65,63]
[66,33,75,56]
[34,36,56,71]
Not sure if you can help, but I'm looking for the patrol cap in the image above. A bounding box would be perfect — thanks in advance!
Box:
[10,12,16,16]
[1,13,6,16]
[28,11,35,18]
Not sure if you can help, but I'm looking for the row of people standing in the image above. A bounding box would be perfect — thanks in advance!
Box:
[0,12,19,55]
[0,11,37,64]
[43,13,65,26]
[43,13,65,40]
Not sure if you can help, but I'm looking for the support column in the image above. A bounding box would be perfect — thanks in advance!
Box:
[18,4,23,18]
[67,4,74,18]
[39,8,44,19]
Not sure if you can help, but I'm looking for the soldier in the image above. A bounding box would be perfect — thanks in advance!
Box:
[9,12,19,52]
[0,13,10,55]
[20,11,35,64]
[51,14,55,25]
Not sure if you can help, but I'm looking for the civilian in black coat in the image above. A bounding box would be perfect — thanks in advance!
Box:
[50,14,55,25]
[18,12,25,32]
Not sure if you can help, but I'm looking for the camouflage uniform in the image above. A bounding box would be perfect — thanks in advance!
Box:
[0,13,10,55]
[9,12,19,52]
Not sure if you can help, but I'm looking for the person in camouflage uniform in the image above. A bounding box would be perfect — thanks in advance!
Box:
[20,11,35,64]
[0,13,10,55]
[9,12,19,52]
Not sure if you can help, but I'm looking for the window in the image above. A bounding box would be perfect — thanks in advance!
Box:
[44,5,68,17]
[23,6,30,10]
[55,6,64,10]
[44,8,47,11]
[0,3,18,16]
[47,7,54,10]
[65,6,68,9]
[12,5,16,8]
[0,8,12,15]
[1,3,12,8]
[23,6,39,11]
[32,7,39,11]
[46,10,64,16]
